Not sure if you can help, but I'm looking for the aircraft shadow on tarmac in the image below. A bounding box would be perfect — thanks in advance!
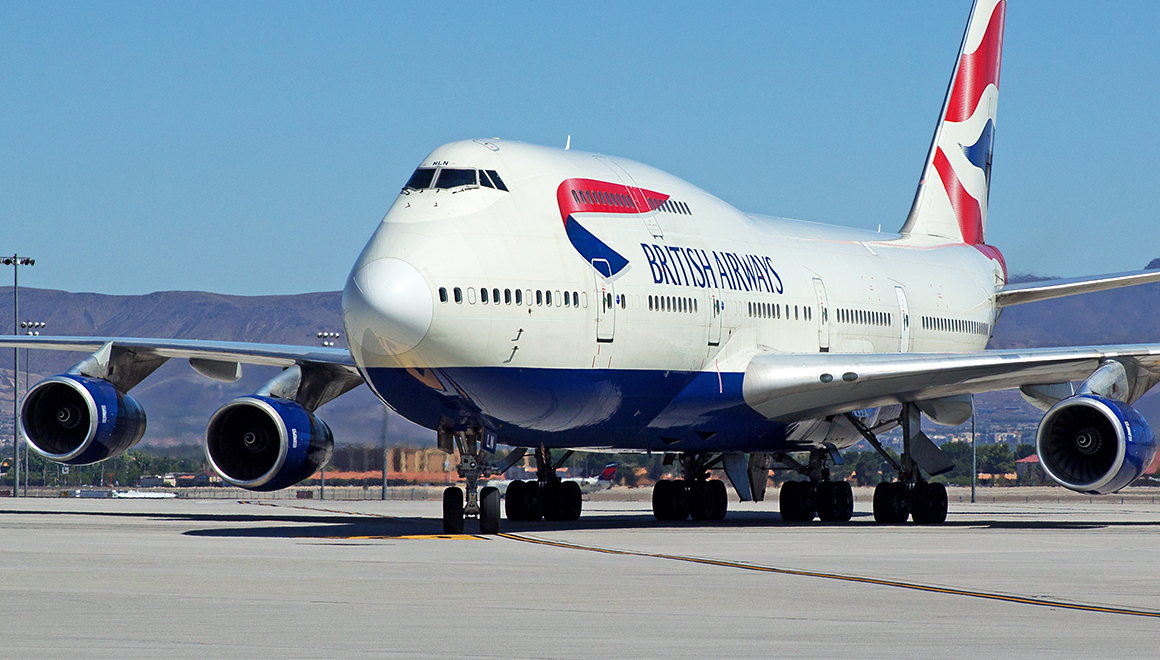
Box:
[0,507,1149,538]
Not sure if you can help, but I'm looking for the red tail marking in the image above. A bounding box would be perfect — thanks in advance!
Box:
[945,1,1006,123]
[932,147,983,245]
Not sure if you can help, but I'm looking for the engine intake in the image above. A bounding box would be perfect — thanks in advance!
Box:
[22,375,147,464]
[1037,394,1156,494]
[205,396,333,491]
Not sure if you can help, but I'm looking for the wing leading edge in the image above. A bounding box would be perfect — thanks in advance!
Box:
[743,344,1160,422]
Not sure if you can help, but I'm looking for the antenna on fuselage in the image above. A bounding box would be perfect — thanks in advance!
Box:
[565,135,571,150]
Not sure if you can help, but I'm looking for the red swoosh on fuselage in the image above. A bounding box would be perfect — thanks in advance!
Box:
[556,178,670,225]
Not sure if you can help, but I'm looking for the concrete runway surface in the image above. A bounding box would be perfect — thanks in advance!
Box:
[1,495,1158,659]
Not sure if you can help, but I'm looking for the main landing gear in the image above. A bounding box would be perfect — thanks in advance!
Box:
[846,402,953,525]
[652,454,729,522]
[775,448,854,523]
[504,447,582,523]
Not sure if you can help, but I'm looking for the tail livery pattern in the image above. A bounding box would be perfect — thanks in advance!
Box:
[902,0,1005,251]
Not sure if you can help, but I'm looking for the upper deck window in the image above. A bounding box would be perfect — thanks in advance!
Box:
[404,168,436,191]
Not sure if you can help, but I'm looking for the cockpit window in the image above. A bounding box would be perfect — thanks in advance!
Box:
[479,170,495,189]
[404,168,436,191]
[433,168,477,189]
[485,170,508,191]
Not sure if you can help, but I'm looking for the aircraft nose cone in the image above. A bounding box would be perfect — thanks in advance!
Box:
[343,258,433,356]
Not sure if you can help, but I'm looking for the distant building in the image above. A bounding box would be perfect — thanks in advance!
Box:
[1015,454,1047,485]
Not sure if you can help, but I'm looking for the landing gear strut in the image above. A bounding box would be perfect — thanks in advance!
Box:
[504,447,582,523]
[652,454,728,522]
[440,428,526,535]
[847,403,950,525]
[776,448,853,523]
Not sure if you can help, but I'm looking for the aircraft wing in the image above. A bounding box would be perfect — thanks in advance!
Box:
[743,344,1160,421]
[0,335,357,371]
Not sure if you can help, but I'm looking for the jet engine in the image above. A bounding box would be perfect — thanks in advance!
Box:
[22,375,147,464]
[1036,394,1156,494]
[205,395,333,491]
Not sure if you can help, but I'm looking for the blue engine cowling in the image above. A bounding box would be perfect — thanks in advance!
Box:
[1036,394,1156,494]
[205,395,333,492]
[22,375,147,465]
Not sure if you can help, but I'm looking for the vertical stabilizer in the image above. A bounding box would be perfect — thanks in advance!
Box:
[899,0,1005,245]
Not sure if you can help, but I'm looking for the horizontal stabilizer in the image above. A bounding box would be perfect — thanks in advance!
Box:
[996,268,1160,307]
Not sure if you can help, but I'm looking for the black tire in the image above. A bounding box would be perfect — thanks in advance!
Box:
[442,486,465,534]
[670,479,690,521]
[873,482,910,524]
[524,481,543,522]
[780,481,816,522]
[652,480,673,521]
[816,481,839,521]
[560,480,582,521]
[708,479,728,521]
[542,481,565,521]
[479,486,501,534]
[835,480,854,522]
[505,480,526,521]
[689,480,711,521]
[913,482,948,525]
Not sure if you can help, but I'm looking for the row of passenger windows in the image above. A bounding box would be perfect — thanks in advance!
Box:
[748,301,810,321]
[837,308,892,327]
[438,286,588,308]
[923,315,989,335]
[649,294,698,314]
[571,189,637,211]
[403,167,508,192]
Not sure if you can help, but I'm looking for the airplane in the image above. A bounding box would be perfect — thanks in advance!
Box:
[5,0,1160,535]
[486,461,618,496]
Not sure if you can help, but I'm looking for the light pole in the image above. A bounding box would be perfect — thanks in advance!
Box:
[3,255,34,497]
[21,320,45,496]
[971,396,977,504]
[314,330,343,500]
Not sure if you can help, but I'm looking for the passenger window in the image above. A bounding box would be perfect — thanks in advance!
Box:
[515,289,523,305]
[433,168,477,189]
[493,288,500,304]
[536,290,543,306]
[650,296,655,311]
[438,287,448,303]
[555,290,562,306]
[546,290,552,306]
[454,287,463,304]
[505,289,512,304]
[481,288,489,304]
[403,167,436,191]
[468,288,477,304]
[581,292,588,308]
[486,170,508,191]
[795,305,799,320]
[564,291,571,307]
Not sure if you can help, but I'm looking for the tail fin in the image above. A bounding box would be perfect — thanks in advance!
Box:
[599,462,619,481]
[899,0,1005,245]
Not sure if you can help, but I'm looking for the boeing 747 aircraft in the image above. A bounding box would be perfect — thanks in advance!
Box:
[7,0,1160,534]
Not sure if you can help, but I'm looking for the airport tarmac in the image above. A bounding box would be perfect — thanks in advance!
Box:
[1,494,1158,659]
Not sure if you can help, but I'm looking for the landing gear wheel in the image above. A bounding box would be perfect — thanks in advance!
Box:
[873,482,910,524]
[479,486,501,534]
[816,481,854,522]
[653,479,674,521]
[560,480,583,521]
[911,482,948,524]
[542,481,565,521]
[689,480,712,521]
[669,479,690,521]
[442,486,465,534]
[779,480,816,522]
[707,479,728,521]
[505,480,527,521]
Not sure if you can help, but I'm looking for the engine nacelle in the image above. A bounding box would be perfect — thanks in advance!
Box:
[22,375,147,465]
[1036,394,1156,494]
[205,395,333,491]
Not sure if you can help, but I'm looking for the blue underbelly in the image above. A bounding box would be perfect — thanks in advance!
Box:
[362,366,792,452]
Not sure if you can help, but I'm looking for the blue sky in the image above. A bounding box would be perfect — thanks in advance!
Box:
[2,1,1157,295]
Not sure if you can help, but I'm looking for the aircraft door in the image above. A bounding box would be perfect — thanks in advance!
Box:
[895,286,911,352]
[708,292,722,346]
[592,259,615,343]
[812,278,830,353]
